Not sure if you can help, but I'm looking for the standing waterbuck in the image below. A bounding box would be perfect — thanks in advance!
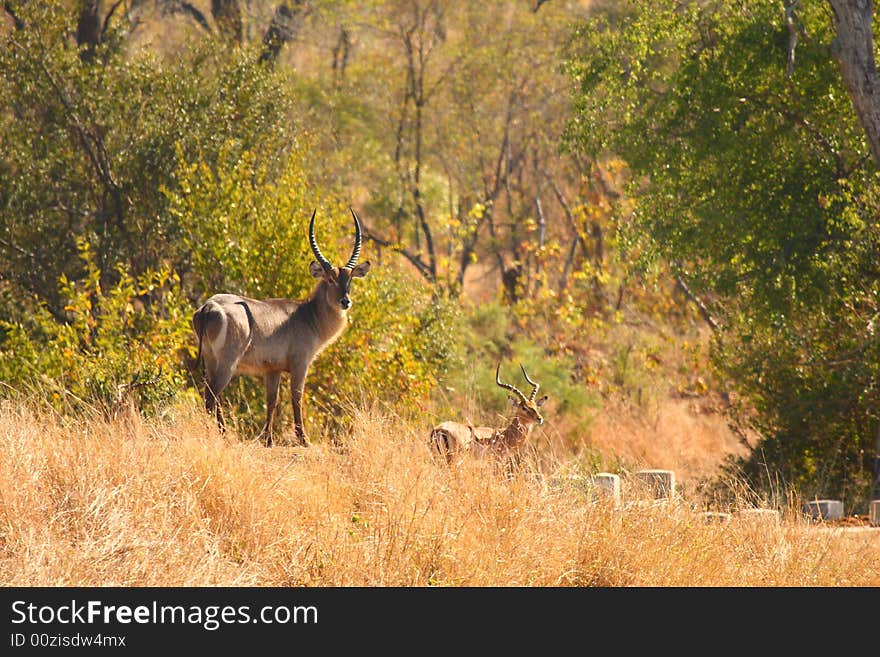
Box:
[191,208,371,446]
[430,363,549,465]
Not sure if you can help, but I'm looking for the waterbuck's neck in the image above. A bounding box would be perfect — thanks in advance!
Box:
[299,280,348,342]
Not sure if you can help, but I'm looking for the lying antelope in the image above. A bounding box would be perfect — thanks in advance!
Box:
[192,208,371,446]
[430,363,548,465]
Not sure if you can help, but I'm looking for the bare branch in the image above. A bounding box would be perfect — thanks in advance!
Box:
[211,0,243,45]
[0,236,35,259]
[785,1,807,77]
[180,2,211,32]
[533,0,551,12]
[545,174,589,255]
[331,25,351,84]
[534,181,546,249]
[397,13,437,279]
[558,236,578,292]
[102,0,126,37]
[362,224,436,282]
[260,1,307,65]
[10,39,119,192]
[673,263,719,331]
[161,1,212,33]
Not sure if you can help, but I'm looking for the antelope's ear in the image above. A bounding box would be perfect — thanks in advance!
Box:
[536,395,549,407]
[508,396,519,407]
[351,261,371,278]
[309,261,325,278]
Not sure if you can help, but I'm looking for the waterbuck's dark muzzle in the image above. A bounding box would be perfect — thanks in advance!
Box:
[340,296,352,310]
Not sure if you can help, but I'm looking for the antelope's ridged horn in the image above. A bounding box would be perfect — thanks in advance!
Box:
[309,209,333,272]
[345,206,362,270]
[496,363,528,404]
[520,364,540,401]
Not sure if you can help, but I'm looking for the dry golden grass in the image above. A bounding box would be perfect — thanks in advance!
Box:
[586,397,753,482]
[1,399,878,587]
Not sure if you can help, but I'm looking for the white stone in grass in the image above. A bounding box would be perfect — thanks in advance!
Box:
[634,469,676,499]
[803,499,844,522]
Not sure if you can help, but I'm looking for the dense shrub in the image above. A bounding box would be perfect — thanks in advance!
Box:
[0,240,192,416]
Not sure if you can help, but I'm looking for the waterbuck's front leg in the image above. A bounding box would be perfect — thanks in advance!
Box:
[261,371,282,447]
[290,362,310,447]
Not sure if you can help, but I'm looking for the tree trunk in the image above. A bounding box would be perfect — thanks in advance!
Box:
[332,25,351,84]
[211,0,242,45]
[558,236,579,292]
[76,0,104,61]
[533,192,546,291]
[260,1,306,65]
[828,0,880,168]
[502,263,522,305]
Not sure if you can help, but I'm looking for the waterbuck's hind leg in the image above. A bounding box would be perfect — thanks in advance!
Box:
[205,365,235,433]
[261,371,282,447]
[195,302,233,432]
[195,299,256,435]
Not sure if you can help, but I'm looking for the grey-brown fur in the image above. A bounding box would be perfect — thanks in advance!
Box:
[192,209,370,446]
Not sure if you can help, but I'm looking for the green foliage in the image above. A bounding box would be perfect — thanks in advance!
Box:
[0,240,193,415]
[0,0,470,439]
[0,1,295,319]
[166,144,320,301]
[438,301,599,438]
[566,0,880,507]
[712,301,880,507]
[311,273,465,434]
[566,0,867,308]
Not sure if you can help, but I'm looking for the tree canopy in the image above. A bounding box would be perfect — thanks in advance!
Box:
[566,0,880,503]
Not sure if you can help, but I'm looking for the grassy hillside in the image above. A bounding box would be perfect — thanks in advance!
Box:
[2,400,877,587]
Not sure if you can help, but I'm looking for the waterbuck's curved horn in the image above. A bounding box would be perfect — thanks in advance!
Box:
[345,207,362,270]
[520,364,540,401]
[496,363,528,404]
[309,209,333,272]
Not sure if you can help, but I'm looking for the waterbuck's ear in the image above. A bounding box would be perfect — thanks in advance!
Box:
[350,261,371,278]
[536,394,549,407]
[309,261,325,278]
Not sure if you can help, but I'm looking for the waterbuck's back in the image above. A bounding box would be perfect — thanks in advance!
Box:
[197,294,313,375]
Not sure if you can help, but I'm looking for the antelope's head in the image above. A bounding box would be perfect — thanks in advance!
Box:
[496,363,549,427]
[308,207,372,310]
